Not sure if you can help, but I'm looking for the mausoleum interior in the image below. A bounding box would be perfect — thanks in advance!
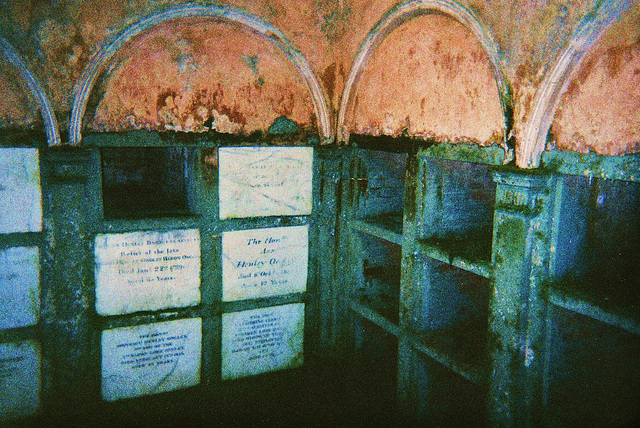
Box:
[1,0,639,426]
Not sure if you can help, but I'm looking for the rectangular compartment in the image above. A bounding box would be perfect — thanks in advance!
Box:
[101,147,190,219]
[350,317,399,418]
[352,232,401,326]
[411,257,491,381]
[549,175,640,322]
[352,149,407,226]
[418,158,496,266]
[546,306,640,426]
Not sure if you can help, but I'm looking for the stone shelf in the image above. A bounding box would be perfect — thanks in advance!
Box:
[548,287,640,336]
[409,319,488,385]
[417,235,492,279]
[349,296,400,338]
[350,213,404,246]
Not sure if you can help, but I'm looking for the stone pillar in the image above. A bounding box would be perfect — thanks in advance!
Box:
[488,170,558,426]
[41,148,94,408]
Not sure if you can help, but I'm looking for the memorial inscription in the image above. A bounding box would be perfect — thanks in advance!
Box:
[218,147,313,219]
[222,226,308,301]
[222,303,304,380]
[0,247,39,330]
[101,318,201,401]
[0,148,42,234]
[0,340,40,420]
[95,229,200,315]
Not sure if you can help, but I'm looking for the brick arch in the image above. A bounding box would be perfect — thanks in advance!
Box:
[69,3,331,145]
[0,37,61,146]
[337,0,511,156]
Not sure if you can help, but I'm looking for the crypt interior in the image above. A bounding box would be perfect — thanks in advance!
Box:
[0,0,639,426]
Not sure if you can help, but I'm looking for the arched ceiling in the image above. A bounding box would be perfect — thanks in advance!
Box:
[88,19,317,136]
[346,13,504,146]
[552,6,640,156]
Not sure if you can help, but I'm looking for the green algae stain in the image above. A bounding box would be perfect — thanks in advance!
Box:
[495,218,527,268]
[242,55,259,75]
[268,116,298,134]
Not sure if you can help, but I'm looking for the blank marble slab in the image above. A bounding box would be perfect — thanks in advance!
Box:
[94,229,200,316]
[0,247,39,330]
[101,318,201,402]
[0,148,42,234]
[0,340,40,420]
[218,147,313,219]
[222,225,308,301]
[221,303,304,380]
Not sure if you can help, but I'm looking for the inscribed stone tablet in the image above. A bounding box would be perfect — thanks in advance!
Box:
[0,148,42,234]
[0,340,40,420]
[94,229,200,316]
[218,147,312,219]
[222,225,308,301]
[0,247,39,330]
[222,303,304,380]
[101,318,201,401]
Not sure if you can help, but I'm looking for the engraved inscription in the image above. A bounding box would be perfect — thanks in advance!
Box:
[222,304,304,380]
[0,148,42,234]
[0,340,40,420]
[94,229,200,316]
[0,247,39,330]
[101,318,201,401]
[222,226,308,301]
[218,147,312,219]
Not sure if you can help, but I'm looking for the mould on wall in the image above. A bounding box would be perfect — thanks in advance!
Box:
[87,19,317,135]
[347,14,504,146]
[315,0,352,42]
[0,0,637,158]
[35,18,89,115]
[0,62,38,129]
[552,5,640,156]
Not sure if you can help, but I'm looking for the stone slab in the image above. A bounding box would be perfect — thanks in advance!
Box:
[94,229,200,316]
[101,317,201,402]
[0,340,40,420]
[221,303,304,380]
[222,225,308,301]
[0,148,42,234]
[0,247,39,330]
[218,147,313,219]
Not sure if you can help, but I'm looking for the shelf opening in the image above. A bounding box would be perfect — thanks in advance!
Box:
[101,147,191,219]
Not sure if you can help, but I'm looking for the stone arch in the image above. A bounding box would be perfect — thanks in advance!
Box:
[518,0,633,168]
[69,3,331,145]
[337,0,511,154]
[0,37,61,146]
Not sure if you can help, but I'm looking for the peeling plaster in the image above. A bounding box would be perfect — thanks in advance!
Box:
[0,0,637,160]
[347,14,504,146]
[88,21,315,135]
[552,4,640,156]
[0,62,37,128]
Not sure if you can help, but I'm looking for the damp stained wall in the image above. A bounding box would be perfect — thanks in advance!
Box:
[0,0,638,161]
[89,20,316,135]
[345,13,504,145]
[552,5,640,156]
[0,61,37,128]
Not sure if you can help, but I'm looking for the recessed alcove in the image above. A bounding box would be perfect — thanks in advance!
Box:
[100,147,190,219]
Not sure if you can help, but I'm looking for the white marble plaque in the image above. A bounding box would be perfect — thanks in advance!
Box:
[94,229,201,316]
[101,318,201,401]
[222,225,308,301]
[222,303,304,380]
[218,147,313,219]
[0,247,39,330]
[0,340,40,420]
[0,148,42,234]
